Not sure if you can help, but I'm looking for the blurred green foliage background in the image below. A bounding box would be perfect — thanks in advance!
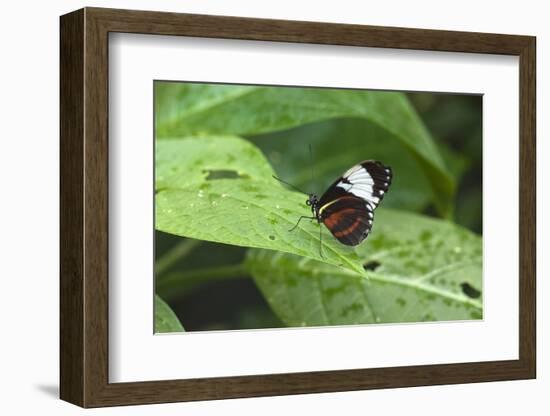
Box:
[154,83,482,332]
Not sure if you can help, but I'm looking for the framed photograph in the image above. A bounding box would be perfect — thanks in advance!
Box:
[60,7,536,408]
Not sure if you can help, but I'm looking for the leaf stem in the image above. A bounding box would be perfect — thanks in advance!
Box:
[155,238,202,276]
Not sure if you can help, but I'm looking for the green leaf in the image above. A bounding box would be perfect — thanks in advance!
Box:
[156,135,274,191]
[154,295,184,333]
[155,136,366,276]
[247,209,482,326]
[155,83,455,216]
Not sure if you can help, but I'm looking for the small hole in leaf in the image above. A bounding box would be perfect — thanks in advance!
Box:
[268,235,276,240]
[363,260,381,271]
[205,169,243,180]
[460,282,481,299]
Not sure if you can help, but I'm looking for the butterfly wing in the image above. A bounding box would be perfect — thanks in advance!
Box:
[318,161,392,246]
[318,196,373,245]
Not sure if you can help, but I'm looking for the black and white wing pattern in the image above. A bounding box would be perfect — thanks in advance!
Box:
[317,161,392,246]
[338,160,392,209]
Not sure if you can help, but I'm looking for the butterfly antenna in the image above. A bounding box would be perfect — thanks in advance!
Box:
[319,223,325,259]
[309,143,315,193]
[272,175,307,194]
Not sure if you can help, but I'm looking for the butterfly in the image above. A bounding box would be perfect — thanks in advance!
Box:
[275,160,392,253]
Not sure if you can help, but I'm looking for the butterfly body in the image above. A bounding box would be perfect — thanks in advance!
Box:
[306,161,392,246]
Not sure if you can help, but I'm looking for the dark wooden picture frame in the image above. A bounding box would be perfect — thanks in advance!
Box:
[60,7,536,408]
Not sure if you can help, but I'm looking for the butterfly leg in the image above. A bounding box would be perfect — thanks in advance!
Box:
[288,216,316,232]
[319,223,325,259]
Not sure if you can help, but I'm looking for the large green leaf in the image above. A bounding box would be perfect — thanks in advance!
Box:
[247,209,482,326]
[155,136,366,276]
[155,82,454,216]
[154,295,185,333]
[156,135,273,191]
